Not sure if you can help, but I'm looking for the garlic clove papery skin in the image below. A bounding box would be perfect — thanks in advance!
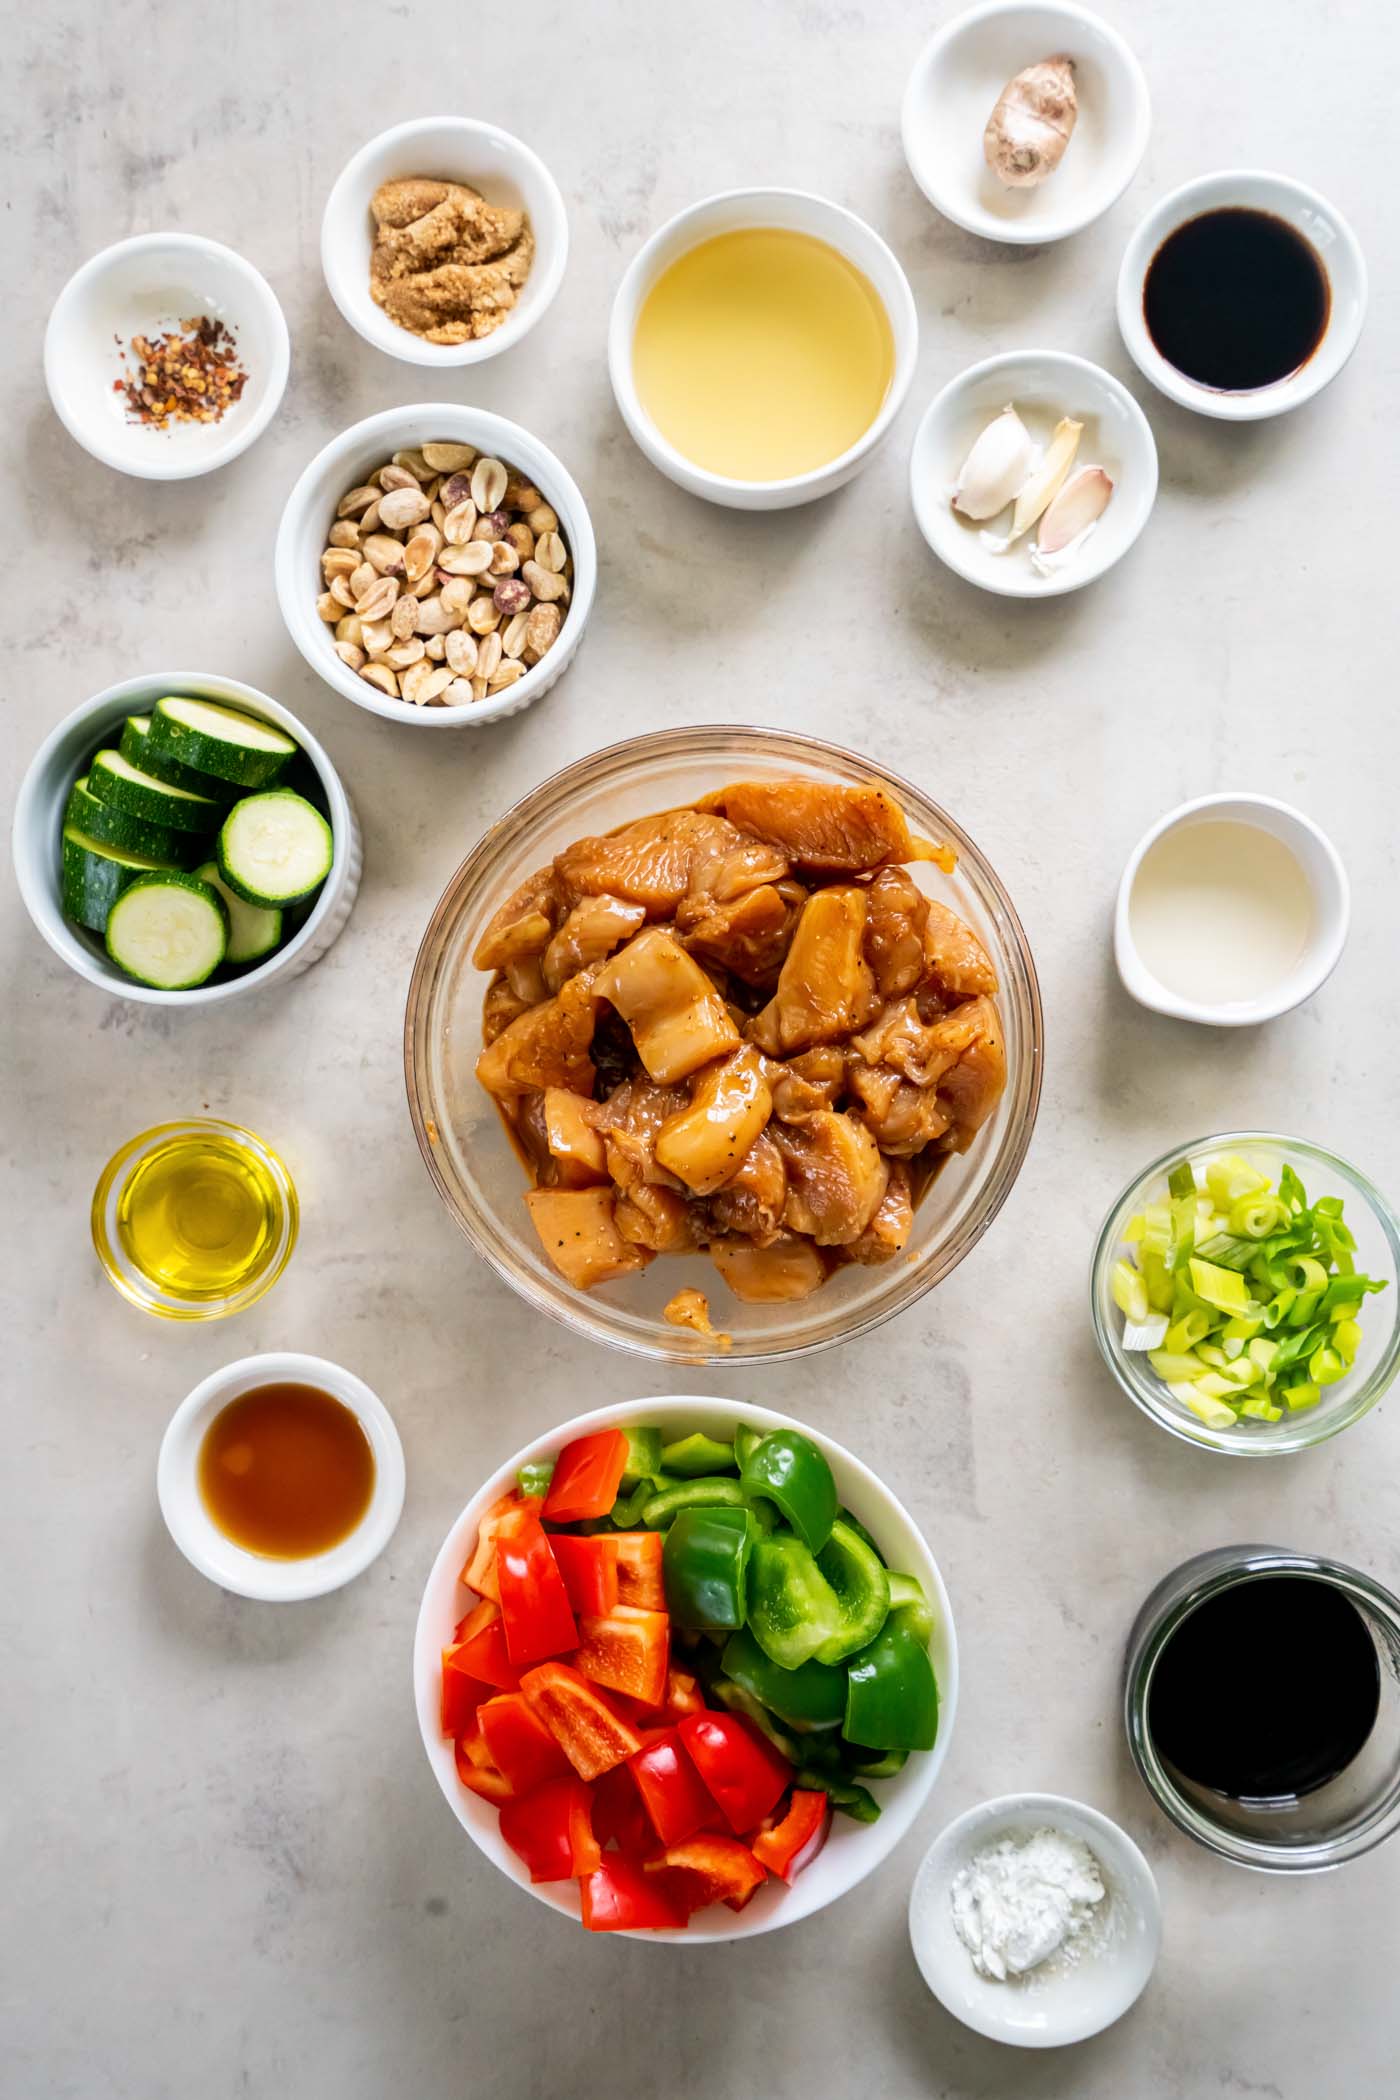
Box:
[1010,417,1082,539]
[951,406,1036,521]
[1035,465,1114,555]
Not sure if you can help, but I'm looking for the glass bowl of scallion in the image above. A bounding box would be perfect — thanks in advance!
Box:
[1091,1134,1400,1455]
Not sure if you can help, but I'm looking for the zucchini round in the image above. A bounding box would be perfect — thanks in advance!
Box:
[217,790,333,906]
[104,872,229,990]
[88,749,223,834]
[65,776,200,867]
[194,860,283,966]
[149,696,297,789]
[62,825,179,933]
[119,715,241,800]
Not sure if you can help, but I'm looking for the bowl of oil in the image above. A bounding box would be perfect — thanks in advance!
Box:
[91,1118,298,1320]
[608,188,918,510]
[158,1351,406,1601]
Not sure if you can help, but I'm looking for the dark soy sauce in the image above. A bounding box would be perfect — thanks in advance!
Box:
[1144,208,1330,391]
[1148,1575,1380,1803]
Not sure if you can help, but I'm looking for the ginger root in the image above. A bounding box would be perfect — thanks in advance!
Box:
[983,56,1077,189]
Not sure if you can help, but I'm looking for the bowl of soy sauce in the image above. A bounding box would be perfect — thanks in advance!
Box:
[1124,1546,1400,1869]
[1117,170,1366,420]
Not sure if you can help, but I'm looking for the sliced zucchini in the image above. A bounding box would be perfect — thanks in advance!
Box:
[119,714,241,800]
[218,790,333,906]
[149,696,297,789]
[194,860,283,966]
[61,824,179,932]
[88,748,223,833]
[105,872,229,990]
[65,776,200,867]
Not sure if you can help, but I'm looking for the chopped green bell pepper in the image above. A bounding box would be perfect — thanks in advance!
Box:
[844,1623,939,1752]
[747,1533,844,1668]
[607,1478,654,1528]
[662,1505,756,1631]
[885,1571,934,1645]
[641,1476,772,1531]
[837,1506,885,1563]
[517,1459,555,1497]
[812,1519,890,1664]
[794,1769,880,1823]
[733,1423,764,1469]
[843,1744,908,1778]
[710,1679,799,1762]
[661,1432,737,1477]
[740,1430,837,1552]
[619,1427,664,1490]
[720,1627,846,1731]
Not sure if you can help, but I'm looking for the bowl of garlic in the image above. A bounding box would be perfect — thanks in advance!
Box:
[909,350,1157,598]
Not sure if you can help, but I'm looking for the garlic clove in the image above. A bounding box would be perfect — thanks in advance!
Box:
[1035,465,1114,556]
[1010,417,1083,539]
[951,406,1036,522]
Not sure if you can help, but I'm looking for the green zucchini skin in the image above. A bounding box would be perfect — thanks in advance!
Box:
[65,777,201,867]
[118,715,241,801]
[88,750,223,834]
[61,825,178,932]
[104,872,230,990]
[194,860,283,966]
[148,696,297,789]
[218,790,334,906]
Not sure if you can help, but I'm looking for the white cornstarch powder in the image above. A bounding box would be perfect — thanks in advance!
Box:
[950,1826,1107,1981]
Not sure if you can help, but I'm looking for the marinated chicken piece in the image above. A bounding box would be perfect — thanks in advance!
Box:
[851,997,966,1089]
[844,1161,914,1265]
[679,884,800,989]
[615,1184,703,1254]
[710,1234,828,1303]
[654,1046,773,1196]
[543,895,647,993]
[864,866,930,998]
[476,969,601,1097]
[923,900,999,999]
[542,1088,609,1187]
[704,779,917,873]
[474,866,561,972]
[482,973,532,1045]
[524,1187,652,1289]
[663,1288,732,1349]
[773,1112,890,1246]
[594,928,741,1083]
[555,810,749,916]
[592,1079,692,1191]
[934,995,1006,1151]
[754,888,876,1054]
[768,1045,846,1124]
[682,830,790,905]
[708,1130,787,1244]
[847,1064,952,1157]
[505,954,548,1006]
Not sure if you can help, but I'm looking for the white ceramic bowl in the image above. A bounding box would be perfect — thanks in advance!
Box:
[910,350,1157,597]
[1117,171,1368,420]
[276,404,596,729]
[158,1351,405,1601]
[1115,792,1349,1026]
[909,1793,1161,2046]
[321,117,567,367]
[12,672,362,1007]
[44,233,289,479]
[902,2,1150,246]
[608,188,918,511]
[414,1395,959,1941]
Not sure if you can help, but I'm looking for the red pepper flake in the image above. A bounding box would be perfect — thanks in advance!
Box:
[113,314,249,430]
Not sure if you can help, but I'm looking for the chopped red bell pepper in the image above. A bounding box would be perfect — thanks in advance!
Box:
[628,1727,717,1847]
[542,1429,630,1524]
[661,1667,704,1720]
[579,1853,686,1932]
[440,1647,489,1737]
[477,1692,573,1795]
[650,1834,767,1915]
[453,1737,514,1804]
[574,1605,670,1709]
[449,1600,522,1693]
[498,1775,601,1882]
[751,1790,830,1883]
[496,1511,578,1667]
[549,1533,621,1617]
[519,1661,644,1781]
[612,1531,665,1610]
[461,1489,543,1601]
[590,1760,663,1860]
[678,1710,792,1834]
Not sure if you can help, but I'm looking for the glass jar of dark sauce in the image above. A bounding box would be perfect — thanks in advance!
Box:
[1144,208,1331,391]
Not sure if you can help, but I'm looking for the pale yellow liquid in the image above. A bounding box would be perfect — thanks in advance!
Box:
[632,228,895,481]
[1130,820,1314,1005]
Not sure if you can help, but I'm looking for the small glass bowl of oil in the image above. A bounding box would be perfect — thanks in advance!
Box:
[91,1119,298,1319]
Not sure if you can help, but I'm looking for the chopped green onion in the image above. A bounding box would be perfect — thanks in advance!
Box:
[1111,1259,1149,1324]
[1167,1159,1198,1201]
[1165,1310,1211,1352]
[1189,1258,1252,1314]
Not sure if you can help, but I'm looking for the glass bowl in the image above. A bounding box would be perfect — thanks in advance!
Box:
[1091,1132,1400,1455]
[403,725,1043,1362]
[1124,1545,1400,1871]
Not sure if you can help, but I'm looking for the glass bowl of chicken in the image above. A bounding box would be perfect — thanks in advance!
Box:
[404,726,1043,1361]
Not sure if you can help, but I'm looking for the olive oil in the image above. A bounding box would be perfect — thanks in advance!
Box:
[200,1383,375,1558]
[632,228,895,481]
[94,1120,297,1316]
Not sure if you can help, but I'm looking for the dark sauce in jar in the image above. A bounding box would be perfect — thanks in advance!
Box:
[1148,1574,1380,1803]
[1143,208,1330,392]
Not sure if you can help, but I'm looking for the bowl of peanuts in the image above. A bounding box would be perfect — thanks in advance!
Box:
[275,404,596,727]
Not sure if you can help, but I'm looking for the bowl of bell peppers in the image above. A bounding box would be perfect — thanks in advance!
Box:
[413,1394,959,1938]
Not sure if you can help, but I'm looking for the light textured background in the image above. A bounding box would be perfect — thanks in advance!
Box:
[3,3,1397,2095]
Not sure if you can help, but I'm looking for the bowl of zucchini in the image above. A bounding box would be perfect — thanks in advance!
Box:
[13,673,362,1005]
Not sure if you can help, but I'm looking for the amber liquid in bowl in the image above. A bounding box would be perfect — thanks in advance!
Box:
[199,1383,375,1558]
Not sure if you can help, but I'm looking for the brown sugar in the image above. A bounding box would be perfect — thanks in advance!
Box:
[368,178,535,344]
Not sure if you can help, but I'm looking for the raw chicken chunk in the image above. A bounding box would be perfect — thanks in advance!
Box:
[754,888,876,1054]
[773,1112,890,1246]
[594,929,740,1082]
[704,780,919,873]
